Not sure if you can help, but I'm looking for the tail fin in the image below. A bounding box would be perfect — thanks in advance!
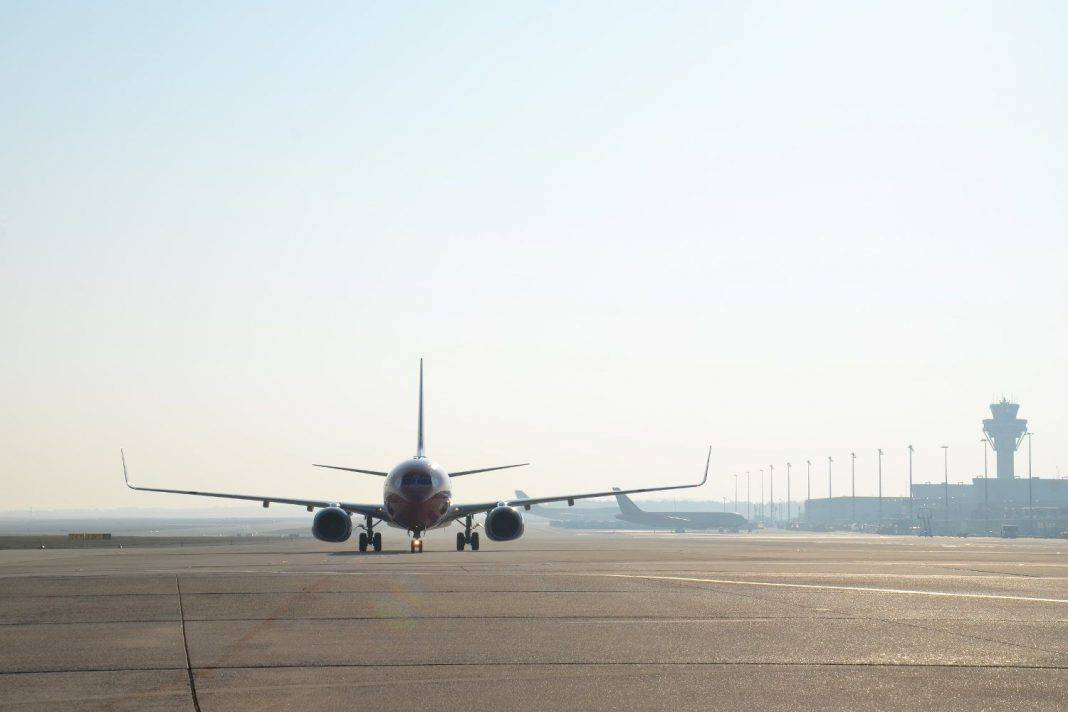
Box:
[611,487,644,516]
[416,358,425,458]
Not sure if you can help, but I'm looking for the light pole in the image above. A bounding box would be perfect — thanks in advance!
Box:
[942,445,950,525]
[786,462,792,523]
[850,451,856,524]
[1028,431,1034,533]
[746,471,751,521]
[907,445,914,520]
[760,468,765,525]
[733,474,738,514]
[769,464,775,526]
[827,456,833,499]
[877,448,884,524]
[982,437,989,513]
[806,459,812,504]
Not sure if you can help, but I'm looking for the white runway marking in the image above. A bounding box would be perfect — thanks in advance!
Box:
[603,574,1068,605]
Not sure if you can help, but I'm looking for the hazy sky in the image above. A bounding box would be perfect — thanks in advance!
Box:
[3,2,1067,512]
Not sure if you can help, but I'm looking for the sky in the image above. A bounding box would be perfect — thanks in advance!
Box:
[2,2,1067,512]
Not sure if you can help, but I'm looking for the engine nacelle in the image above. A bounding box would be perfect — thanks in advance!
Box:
[312,507,352,542]
[484,505,525,541]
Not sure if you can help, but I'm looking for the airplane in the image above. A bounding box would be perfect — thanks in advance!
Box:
[611,488,749,532]
[513,490,617,522]
[122,360,710,553]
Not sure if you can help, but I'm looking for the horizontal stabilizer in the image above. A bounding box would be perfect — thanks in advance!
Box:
[312,464,388,477]
[450,463,529,477]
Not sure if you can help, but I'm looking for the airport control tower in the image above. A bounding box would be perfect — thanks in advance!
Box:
[982,399,1027,480]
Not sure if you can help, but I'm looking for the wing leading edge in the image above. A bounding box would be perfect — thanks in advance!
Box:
[121,451,384,518]
[448,446,712,519]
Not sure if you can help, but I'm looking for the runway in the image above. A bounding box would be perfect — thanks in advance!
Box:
[1,526,1066,711]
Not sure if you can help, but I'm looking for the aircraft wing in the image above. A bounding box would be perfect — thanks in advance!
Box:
[448,446,710,519]
[121,451,385,518]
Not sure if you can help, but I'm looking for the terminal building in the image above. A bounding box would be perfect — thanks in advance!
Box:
[804,399,1068,536]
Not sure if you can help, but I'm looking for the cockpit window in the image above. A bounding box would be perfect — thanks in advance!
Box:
[401,473,433,486]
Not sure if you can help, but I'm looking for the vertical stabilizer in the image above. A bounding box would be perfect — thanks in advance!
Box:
[611,487,644,516]
[416,359,425,458]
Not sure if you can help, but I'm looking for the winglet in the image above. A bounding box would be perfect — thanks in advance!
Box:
[121,449,132,488]
[701,445,711,486]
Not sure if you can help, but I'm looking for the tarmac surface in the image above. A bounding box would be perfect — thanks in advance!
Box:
[0,525,1066,711]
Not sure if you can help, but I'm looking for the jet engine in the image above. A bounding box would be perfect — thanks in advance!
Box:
[312,507,352,542]
[484,505,525,541]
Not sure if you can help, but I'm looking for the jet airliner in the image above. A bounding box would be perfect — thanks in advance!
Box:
[612,488,749,532]
[123,361,709,552]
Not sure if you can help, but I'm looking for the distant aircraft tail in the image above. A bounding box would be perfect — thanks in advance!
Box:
[611,487,644,516]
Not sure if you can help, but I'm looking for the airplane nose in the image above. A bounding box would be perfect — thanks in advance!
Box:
[401,487,433,504]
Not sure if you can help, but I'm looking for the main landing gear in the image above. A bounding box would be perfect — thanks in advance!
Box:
[456,516,480,551]
[357,517,382,553]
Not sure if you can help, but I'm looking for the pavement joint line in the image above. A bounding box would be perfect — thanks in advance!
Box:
[881,612,1068,659]
[3,615,1063,627]
[0,589,648,598]
[0,615,861,626]
[175,576,202,712]
[601,574,1068,604]
[2,661,1067,676]
[15,567,1068,578]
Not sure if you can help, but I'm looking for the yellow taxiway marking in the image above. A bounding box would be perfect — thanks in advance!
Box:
[604,574,1068,605]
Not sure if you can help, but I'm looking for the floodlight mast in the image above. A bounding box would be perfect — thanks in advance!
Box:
[827,456,833,499]
[759,468,765,525]
[942,445,950,522]
[786,462,792,522]
[850,452,856,524]
[769,464,775,527]
[981,438,989,512]
[907,445,914,520]
[1028,432,1034,532]
[746,471,751,521]
[877,448,884,524]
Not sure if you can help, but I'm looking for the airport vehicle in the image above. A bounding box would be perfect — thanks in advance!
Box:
[122,361,709,552]
[612,489,748,532]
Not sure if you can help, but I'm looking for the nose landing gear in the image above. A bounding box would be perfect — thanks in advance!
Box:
[409,537,424,553]
[357,517,383,552]
[455,516,481,551]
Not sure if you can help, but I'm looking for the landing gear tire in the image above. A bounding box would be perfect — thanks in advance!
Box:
[456,532,466,551]
[372,532,382,552]
[358,532,368,552]
[470,532,479,551]
[410,538,423,553]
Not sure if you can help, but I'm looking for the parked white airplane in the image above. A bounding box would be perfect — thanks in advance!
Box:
[122,360,709,552]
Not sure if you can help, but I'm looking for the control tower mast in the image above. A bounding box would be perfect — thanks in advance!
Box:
[982,399,1027,480]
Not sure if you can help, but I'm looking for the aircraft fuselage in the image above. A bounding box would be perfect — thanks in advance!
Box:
[383,458,452,533]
